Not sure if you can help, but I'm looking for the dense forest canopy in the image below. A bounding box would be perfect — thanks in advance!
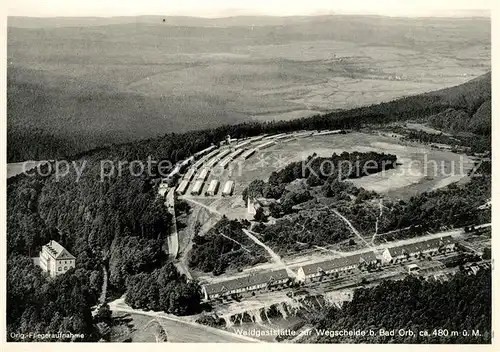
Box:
[6,161,202,340]
[188,217,267,275]
[7,255,99,341]
[125,263,201,316]
[307,269,491,344]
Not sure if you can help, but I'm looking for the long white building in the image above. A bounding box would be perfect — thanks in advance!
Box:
[193,148,221,170]
[197,168,210,181]
[381,236,456,264]
[219,157,232,169]
[191,180,204,196]
[256,141,275,150]
[205,149,231,168]
[205,180,219,196]
[229,148,245,159]
[219,149,243,169]
[166,165,181,180]
[218,149,232,159]
[235,140,252,149]
[241,148,256,160]
[293,131,314,138]
[263,133,286,140]
[202,269,289,300]
[314,130,342,136]
[183,168,196,181]
[180,156,195,168]
[275,134,290,141]
[204,157,218,169]
[249,135,266,142]
[176,180,189,195]
[296,252,378,283]
[194,145,217,159]
[222,180,235,197]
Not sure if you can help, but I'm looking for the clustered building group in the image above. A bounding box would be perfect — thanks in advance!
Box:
[36,232,459,296]
[33,129,475,315]
[158,130,343,198]
[151,131,460,302]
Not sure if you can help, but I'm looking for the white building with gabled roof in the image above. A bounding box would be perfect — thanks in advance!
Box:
[296,252,378,283]
[381,236,456,264]
[39,240,76,277]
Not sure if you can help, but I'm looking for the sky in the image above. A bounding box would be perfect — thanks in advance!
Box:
[7,0,492,18]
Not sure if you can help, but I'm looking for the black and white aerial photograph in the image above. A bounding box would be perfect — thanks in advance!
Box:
[4,0,494,345]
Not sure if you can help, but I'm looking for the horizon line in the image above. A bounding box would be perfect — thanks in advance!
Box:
[8,10,491,20]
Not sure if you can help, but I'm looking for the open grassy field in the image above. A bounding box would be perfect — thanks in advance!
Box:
[197,132,474,208]
[110,312,250,342]
[7,15,490,161]
[181,132,475,228]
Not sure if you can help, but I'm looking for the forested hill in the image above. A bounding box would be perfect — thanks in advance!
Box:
[8,72,491,163]
[426,73,491,135]
[302,71,491,136]
[307,269,491,344]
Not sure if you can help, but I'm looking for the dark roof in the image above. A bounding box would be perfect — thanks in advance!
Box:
[387,236,455,257]
[45,240,76,260]
[203,269,289,295]
[300,252,377,276]
[360,251,378,262]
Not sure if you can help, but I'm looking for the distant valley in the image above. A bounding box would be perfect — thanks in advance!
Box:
[7,15,490,162]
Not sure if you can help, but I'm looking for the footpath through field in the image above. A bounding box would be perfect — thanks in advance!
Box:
[181,196,223,217]
[243,229,296,278]
[330,208,374,250]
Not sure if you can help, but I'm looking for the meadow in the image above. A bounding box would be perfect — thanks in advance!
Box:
[109,312,247,342]
[182,131,475,231]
